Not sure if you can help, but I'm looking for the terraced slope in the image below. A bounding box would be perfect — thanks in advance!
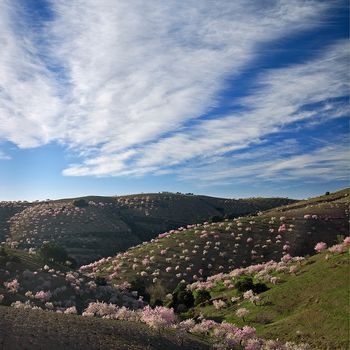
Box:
[0,247,142,312]
[1,193,295,263]
[0,201,30,242]
[88,188,349,297]
[0,306,210,350]
[188,247,349,349]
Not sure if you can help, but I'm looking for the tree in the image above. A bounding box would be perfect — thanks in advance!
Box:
[209,215,224,223]
[193,289,211,306]
[95,276,107,286]
[236,307,249,322]
[141,306,176,333]
[235,275,254,292]
[170,281,194,312]
[73,199,89,207]
[130,277,150,303]
[38,243,69,264]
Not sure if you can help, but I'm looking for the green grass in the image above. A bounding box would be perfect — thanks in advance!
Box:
[191,250,349,349]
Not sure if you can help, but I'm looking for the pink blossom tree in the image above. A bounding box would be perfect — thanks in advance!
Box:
[314,242,327,253]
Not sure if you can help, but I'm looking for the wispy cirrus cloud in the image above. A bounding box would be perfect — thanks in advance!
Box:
[178,138,350,185]
[0,0,348,186]
[0,1,64,148]
[64,39,349,179]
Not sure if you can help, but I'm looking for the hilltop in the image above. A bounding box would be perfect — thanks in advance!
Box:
[1,193,294,264]
[86,188,349,300]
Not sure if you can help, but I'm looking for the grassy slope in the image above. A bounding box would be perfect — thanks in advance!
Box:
[191,250,349,350]
[0,306,210,350]
[93,188,349,295]
[1,193,295,264]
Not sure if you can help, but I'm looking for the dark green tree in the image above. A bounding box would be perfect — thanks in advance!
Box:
[38,243,69,264]
[73,199,89,207]
[193,289,211,306]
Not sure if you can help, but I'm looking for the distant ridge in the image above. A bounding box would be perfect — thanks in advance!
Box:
[0,192,295,264]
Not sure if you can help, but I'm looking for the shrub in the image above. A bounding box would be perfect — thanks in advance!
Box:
[38,243,69,264]
[0,246,7,256]
[73,199,89,207]
[209,215,224,223]
[130,277,150,303]
[170,282,194,312]
[213,299,226,310]
[193,289,211,306]
[314,242,327,253]
[236,307,249,321]
[252,283,269,294]
[235,275,254,292]
[146,281,167,307]
[141,305,176,330]
[95,276,107,286]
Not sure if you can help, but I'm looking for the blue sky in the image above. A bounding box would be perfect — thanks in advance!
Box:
[0,0,349,201]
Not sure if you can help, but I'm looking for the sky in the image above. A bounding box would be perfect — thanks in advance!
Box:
[0,0,349,201]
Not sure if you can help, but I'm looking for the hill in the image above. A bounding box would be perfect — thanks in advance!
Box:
[0,247,142,312]
[85,188,349,301]
[0,201,30,242]
[0,306,209,350]
[1,193,295,264]
[185,243,349,349]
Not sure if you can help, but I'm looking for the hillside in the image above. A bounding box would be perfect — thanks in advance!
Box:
[0,306,209,350]
[85,188,349,299]
[0,201,30,242]
[186,244,349,349]
[1,193,295,264]
[0,247,142,312]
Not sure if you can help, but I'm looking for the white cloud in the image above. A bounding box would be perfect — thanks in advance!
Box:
[178,139,350,184]
[0,1,64,148]
[0,0,348,184]
[64,39,349,177]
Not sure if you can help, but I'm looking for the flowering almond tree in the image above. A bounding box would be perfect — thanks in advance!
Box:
[141,305,176,333]
[314,242,327,253]
[236,307,249,322]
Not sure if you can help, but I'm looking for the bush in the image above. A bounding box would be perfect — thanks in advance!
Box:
[170,282,194,312]
[235,275,254,292]
[38,243,68,264]
[224,213,237,220]
[0,246,7,256]
[252,282,269,294]
[193,289,211,306]
[95,276,107,286]
[73,199,89,207]
[130,277,150,303]
[235,276,268,294]
[209,215,224,223]
[146,282,167,307]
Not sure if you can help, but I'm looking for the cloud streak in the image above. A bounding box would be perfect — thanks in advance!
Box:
[178,138,350,185]
[64,39,349,179]
[0,0,348,186]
